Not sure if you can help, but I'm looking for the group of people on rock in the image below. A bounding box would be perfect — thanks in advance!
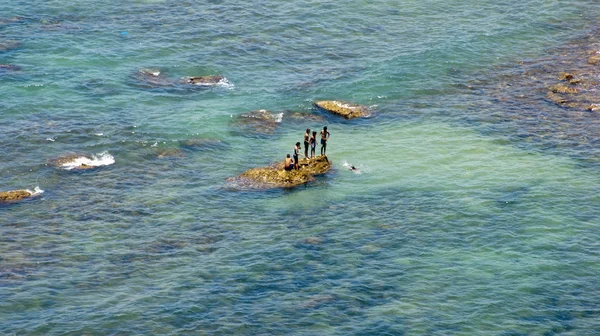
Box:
[285,126,330,171]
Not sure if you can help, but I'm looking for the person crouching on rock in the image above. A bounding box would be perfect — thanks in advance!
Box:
[285,154,294,171]
[294,142,302,170]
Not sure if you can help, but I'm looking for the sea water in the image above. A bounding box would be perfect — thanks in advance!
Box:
[1,0,600,334]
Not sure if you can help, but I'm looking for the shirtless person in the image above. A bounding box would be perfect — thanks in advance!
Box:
[303,128,311,159]
[310,131,317,158]
[320,126,330,155]
[293,142,302,170]
[284,154,294,171]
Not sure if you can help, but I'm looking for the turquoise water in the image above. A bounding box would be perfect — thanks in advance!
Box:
[2,0,600,334]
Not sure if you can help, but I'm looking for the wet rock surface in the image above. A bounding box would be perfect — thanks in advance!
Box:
[314,100,371,119]
[227,155,331,189]
[0,190,34,203]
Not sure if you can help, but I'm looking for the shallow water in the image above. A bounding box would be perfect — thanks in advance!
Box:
[2,0,600,334]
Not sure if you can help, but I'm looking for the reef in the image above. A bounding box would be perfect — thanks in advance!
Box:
[0,190,35,203]
[314,100,371,119]
[227,155,331,189]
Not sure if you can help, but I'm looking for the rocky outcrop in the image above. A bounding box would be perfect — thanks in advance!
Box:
[314,100,371,119]
[0,190,35,203]
[227,155,331,189]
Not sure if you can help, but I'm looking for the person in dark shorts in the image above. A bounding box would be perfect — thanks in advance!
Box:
[293,142,301,170]
[303,128,310,159]
[320,126,330,155]
[310,131,317,158]
[284,154,294,171]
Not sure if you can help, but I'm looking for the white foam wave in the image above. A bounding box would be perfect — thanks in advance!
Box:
[61,151,115,170]
[25,186,44,196]
[273,112,283,123]
[217,77,234,89]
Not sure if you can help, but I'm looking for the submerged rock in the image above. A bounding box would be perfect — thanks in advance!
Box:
[550,84,578,94]
[227,155,331,189]
[231,109,283,135]
[0,16,23,25]
[0,64,21,72]
[135,68,175,87]
[0,40,20,52]
[154,147,184,159]
[182,75,226,86]
[180,138,224,150]
[284,111,326,123]
[0,64,20,70]
[314,100,371,119]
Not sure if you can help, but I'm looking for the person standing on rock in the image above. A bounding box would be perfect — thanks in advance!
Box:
[310,131,317,158]
[320,126,330,155]
[303,128,311,159]
[285,154,294,171]
[294,142,302,170]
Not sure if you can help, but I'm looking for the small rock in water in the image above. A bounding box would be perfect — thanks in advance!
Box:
[183,75,224,86]
[314,100,371,119]
[0,190,34,203]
